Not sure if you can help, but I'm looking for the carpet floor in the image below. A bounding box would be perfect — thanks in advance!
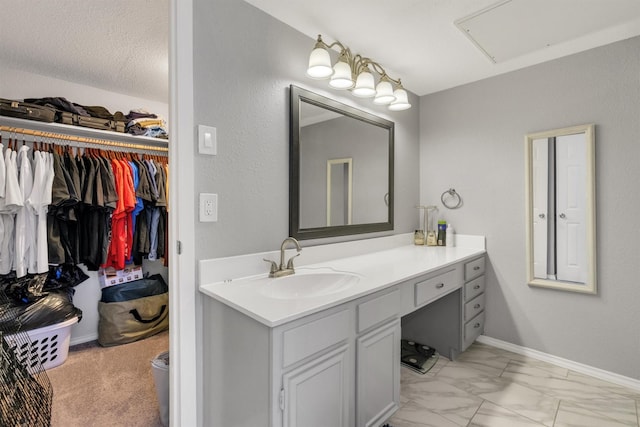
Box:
[46,331,169,427]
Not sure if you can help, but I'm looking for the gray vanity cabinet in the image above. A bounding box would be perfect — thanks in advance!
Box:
[204,288,403,427]
[462,257,486,350]
[355,289,401,427]
[203,298,355,427]
[280,344,351,427]
[401,255,487,360]
[277,308,353,427]
[203,254,486,426]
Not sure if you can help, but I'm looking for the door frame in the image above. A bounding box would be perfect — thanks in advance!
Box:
[169,0,198,425]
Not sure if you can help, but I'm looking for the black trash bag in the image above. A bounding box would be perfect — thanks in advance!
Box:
[2,273,48,305]
[100,274,168,303]
[0,288,82,332]
[45,264,90,291]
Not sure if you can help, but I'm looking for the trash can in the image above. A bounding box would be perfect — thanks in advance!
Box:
[152,351,170,427]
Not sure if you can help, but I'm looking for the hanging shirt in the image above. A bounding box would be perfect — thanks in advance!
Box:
[0,143,5,199]
[120,159,136,262]
[4,147,22,211]
[146,160,161,261]
[0,143,7,273]
[0,147,21,274]
[15,144,35,277]
[27,151,53,274]
[127,160,144,265]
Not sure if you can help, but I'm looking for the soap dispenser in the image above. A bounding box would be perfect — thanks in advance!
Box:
[446,223,455,247]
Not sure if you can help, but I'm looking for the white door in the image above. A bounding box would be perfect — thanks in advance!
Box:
[555,133,587,283]
[531,138,549,279]
[356,319,401,427]
[282,345,350,427]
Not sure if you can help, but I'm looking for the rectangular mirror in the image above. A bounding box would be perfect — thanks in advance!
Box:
[290,85,394,240]
[525,124,597,294]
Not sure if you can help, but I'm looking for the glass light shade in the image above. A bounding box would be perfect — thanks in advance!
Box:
[352,70,376,98]
[388,88,411,111]
[373,80,396,105]
[329,60,354,89]
[306,47,333,79]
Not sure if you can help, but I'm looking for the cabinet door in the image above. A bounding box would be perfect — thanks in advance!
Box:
[281,344,350,427]
[356,319,401,427]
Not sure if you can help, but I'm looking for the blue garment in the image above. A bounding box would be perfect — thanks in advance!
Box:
[146,207,161,261]
[143,126,168,138]
[127,161,144,264]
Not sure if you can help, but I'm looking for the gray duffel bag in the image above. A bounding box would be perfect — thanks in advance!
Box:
[98,275,169,347]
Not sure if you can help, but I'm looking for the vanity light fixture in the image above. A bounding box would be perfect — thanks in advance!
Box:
[305,34,412,111]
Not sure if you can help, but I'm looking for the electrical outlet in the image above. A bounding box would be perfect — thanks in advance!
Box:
[199,193,218,222]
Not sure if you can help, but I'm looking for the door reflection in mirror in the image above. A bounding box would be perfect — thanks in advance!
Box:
[532,134,587,283]
[327,158,353,226]
[525,124,596,294]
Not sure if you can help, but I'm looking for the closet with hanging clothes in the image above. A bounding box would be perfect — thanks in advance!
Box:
[0,117,169,343]
[0,115,171,425]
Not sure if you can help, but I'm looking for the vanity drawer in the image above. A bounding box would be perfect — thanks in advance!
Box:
[357,289,400,333]
[463,311,485,350]
[464,293,485,321]
[414,268,460,307]
[464,275,485,302]
[282,309,350,368]
[465,257,485,281]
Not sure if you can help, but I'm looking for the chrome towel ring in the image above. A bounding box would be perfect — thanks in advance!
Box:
[441,188,462,209]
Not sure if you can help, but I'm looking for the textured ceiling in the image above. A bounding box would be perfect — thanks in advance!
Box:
[0,0,169,102]
[2,1,640,101]
[245,0,640,96]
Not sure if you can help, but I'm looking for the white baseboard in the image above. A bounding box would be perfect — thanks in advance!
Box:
[70,333,98,346]
[476,335,640,392]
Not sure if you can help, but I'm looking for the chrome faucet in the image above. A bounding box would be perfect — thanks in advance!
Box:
[264,237,302,278]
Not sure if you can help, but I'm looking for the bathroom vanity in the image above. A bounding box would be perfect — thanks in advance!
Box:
[200,234,485,427]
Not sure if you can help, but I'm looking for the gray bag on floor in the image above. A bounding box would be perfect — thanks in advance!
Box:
[98,292,169,347]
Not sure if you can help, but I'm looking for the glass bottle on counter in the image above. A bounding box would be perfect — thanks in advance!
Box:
[437,220,447,246]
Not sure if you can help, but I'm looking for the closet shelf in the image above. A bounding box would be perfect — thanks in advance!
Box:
[0,115,169,150]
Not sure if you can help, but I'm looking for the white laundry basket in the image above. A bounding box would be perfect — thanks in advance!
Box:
[4,316,79,370]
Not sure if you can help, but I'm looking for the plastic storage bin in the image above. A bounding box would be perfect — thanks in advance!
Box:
[152,351,169,427]
[4,316,79,370]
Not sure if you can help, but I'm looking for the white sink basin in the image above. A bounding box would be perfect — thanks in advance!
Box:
[259,270,361,300]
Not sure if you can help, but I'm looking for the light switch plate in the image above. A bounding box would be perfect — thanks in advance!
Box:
[199,193,218,222]
[198,125,217,155]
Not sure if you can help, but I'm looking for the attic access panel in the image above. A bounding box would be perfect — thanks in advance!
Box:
[455,0,640,63]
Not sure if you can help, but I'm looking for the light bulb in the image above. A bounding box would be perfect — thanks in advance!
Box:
[374,79,396,105]
[306,46,333,79]
[388,87,411,111]
[329,59,354,89]
[352,70,376,98]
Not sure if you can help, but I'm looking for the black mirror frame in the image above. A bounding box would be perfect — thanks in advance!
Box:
[289,85,394,240]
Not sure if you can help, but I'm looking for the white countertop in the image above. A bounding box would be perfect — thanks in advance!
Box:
[199,235,486,327]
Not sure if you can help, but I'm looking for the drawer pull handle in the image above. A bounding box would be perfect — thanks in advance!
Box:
[474,304,481,309]
[473,285,480,290]
[473,266,481,271]
[474,323,481,328]
[435,283,444,289]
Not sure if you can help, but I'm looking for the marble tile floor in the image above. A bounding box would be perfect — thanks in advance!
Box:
[388,342,640,427]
